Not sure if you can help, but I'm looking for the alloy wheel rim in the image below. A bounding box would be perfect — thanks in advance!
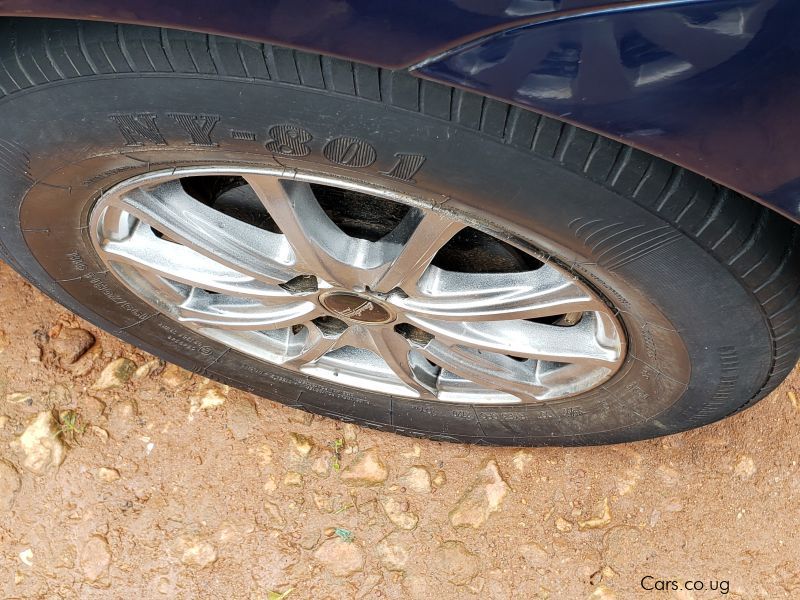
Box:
[89,166,626,404]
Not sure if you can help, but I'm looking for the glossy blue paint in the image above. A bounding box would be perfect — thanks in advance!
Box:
[0,0,660,68]
[417,0,800,222]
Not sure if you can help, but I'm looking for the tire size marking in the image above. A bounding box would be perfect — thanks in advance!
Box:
[110,113,426,181]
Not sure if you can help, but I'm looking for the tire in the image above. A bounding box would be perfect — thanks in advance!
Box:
[0,18,798,446]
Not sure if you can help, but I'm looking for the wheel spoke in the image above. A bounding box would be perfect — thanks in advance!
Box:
[370,209,464,293]
[405,312,621,366]
[100,222,289,300]
[245,175,368,288]
[392,265,600,321]
[284,321,345,366]
[419,339,545,402]
[112,180,297,284]
[367,327,436,396]
[175,288,320,330]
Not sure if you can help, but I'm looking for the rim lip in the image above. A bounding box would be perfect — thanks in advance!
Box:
[88,164,628,404]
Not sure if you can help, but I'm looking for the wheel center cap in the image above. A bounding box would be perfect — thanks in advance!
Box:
[320,292,394,324]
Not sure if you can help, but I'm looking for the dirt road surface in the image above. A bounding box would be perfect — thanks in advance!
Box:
[0,260,799,599]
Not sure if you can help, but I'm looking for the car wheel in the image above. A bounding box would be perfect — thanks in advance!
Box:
[0,19,798,445]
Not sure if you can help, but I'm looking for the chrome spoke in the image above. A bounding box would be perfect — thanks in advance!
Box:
[419,340,545,403]
[111,181,297,284]
[245,175,367,288]
[175,288,320,330]
[100,222,286,300]
[367,327,435,396]
[406,312,621,367]
[370,209,464,293]
[391,265,600,321]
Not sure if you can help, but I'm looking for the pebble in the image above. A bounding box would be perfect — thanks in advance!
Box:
[93,358,137,390]
[432,540,480,585]
[398,466,432,494]
[225,397,258,440]
[312,451,333,475]
[555,517,573,532]
[340,449,388,485]
[47,384,72,408]
[518,542,548,567]
[133,358,164,380]
[578,498,612,531]
[14,411,66,474]
[81,535,111,583]
[449,459,510,528]
[96,467,121,483]
[0,460,21,511]
[50,327,95,366]
[284,471,303,486]
[190,386,228,414]
[376,537,411,572]
[314,538,365,577]
[108,400,138,437]
[381,497,419,530]
[734,456,757,480]
[432,470,447,488]
[6,392,34,407]
[290,432,314,457]
[161,363,194,388]
[177,536,218,569]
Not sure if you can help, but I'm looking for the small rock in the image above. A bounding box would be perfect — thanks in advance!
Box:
[177,537,217,569]
[89,425,109,443]
[512,450,535,472]
[0,460,21,512]
[47,384,72,408]
[93,358,136,390]
[225,397,257,440]
[314,538,365,577]
[518,542,548,567]
[578,498,612,531]
[133,358,164,380]
[448,459,509,529]
[190,386,227,413]
[663,497,683,513]
[80,535,111,583]
[108,400,138,437]
[591,585,617,599]
[340,449,388,485]
[432,470,447,488]
[96,467,120,483]
[19,548,33,567]
[70,344,103,376]
[555,517,573,532]
[6,392,34,407]
[734,455,757,480]
[376,537,411,572]
[290,432,314,457]
[161,363,193,388]
[262,500,286,528]
[284,471,303,486]
[312,450,333,475]
[398,466,431,494]
[15,411,66,474]
[51,328,95,366]
[432,541,480,586]
[381,497,419,530]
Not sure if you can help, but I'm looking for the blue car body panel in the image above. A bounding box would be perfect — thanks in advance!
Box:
[2,0,798,223]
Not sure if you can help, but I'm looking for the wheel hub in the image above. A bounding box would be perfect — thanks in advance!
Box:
[89,165,626,404]
[320,291,395,324]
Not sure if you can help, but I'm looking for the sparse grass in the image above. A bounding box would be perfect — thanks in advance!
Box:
[331,438,344,471]
[57,410,84,444]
